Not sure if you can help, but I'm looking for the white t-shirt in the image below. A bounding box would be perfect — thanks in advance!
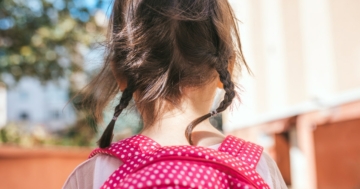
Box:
[63,144,287,189]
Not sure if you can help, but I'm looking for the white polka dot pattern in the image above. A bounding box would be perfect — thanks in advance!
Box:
[89,135,270,189]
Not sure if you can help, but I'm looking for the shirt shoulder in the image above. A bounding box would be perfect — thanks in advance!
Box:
[260,152,288,189]
[62,154,122,189]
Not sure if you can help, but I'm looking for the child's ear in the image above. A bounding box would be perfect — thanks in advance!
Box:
[113,75,127,92]
[118,78,127,91]
[217,79,223,89]
[217,58,235,89]
[110,61,128,91]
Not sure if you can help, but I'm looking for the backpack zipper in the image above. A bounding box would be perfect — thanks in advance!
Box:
[131,155,260,189]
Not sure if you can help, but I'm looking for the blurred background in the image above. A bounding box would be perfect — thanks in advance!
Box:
[0,0,359,189]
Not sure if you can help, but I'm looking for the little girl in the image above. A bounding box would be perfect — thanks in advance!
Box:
[64,0,287,188]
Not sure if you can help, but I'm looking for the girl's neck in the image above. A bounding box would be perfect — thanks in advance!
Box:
[140,81,225,147]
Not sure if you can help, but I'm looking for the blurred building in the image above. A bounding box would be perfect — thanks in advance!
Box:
[0,83,6,128]
[5,77,76,132]
[227,0,360,189]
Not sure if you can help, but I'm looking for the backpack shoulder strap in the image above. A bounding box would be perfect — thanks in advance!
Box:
[218,135,263,168]
[89,134,161,163]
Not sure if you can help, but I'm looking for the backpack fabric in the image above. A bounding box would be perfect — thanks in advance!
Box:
[89,134,270,189]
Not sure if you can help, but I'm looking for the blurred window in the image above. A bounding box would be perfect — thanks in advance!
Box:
[19,91,29,101]
[19,111,29,120]
[50,110,61,120]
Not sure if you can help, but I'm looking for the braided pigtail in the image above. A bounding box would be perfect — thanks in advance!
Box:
[185,65,235,145]
[98,80,136,148]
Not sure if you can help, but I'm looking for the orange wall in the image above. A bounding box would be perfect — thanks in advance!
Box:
[0,146,92,189]
[314,118,360,189]
[274,133,291,185]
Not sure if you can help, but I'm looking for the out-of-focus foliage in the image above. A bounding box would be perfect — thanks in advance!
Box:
[0,0,111,147]
[0,122,96,147]
[0,0,107,84]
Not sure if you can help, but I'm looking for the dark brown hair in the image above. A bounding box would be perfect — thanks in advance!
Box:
[79,0,249,148]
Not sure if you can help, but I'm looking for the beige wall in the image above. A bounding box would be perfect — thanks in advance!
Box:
[329,0,360,91]
[227,2,360,188]
[226,0,360,131]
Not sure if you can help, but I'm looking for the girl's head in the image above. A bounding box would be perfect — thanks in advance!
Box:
[81,0,249,148]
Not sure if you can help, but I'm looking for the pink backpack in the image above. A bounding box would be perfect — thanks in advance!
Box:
[89,134,270,189]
